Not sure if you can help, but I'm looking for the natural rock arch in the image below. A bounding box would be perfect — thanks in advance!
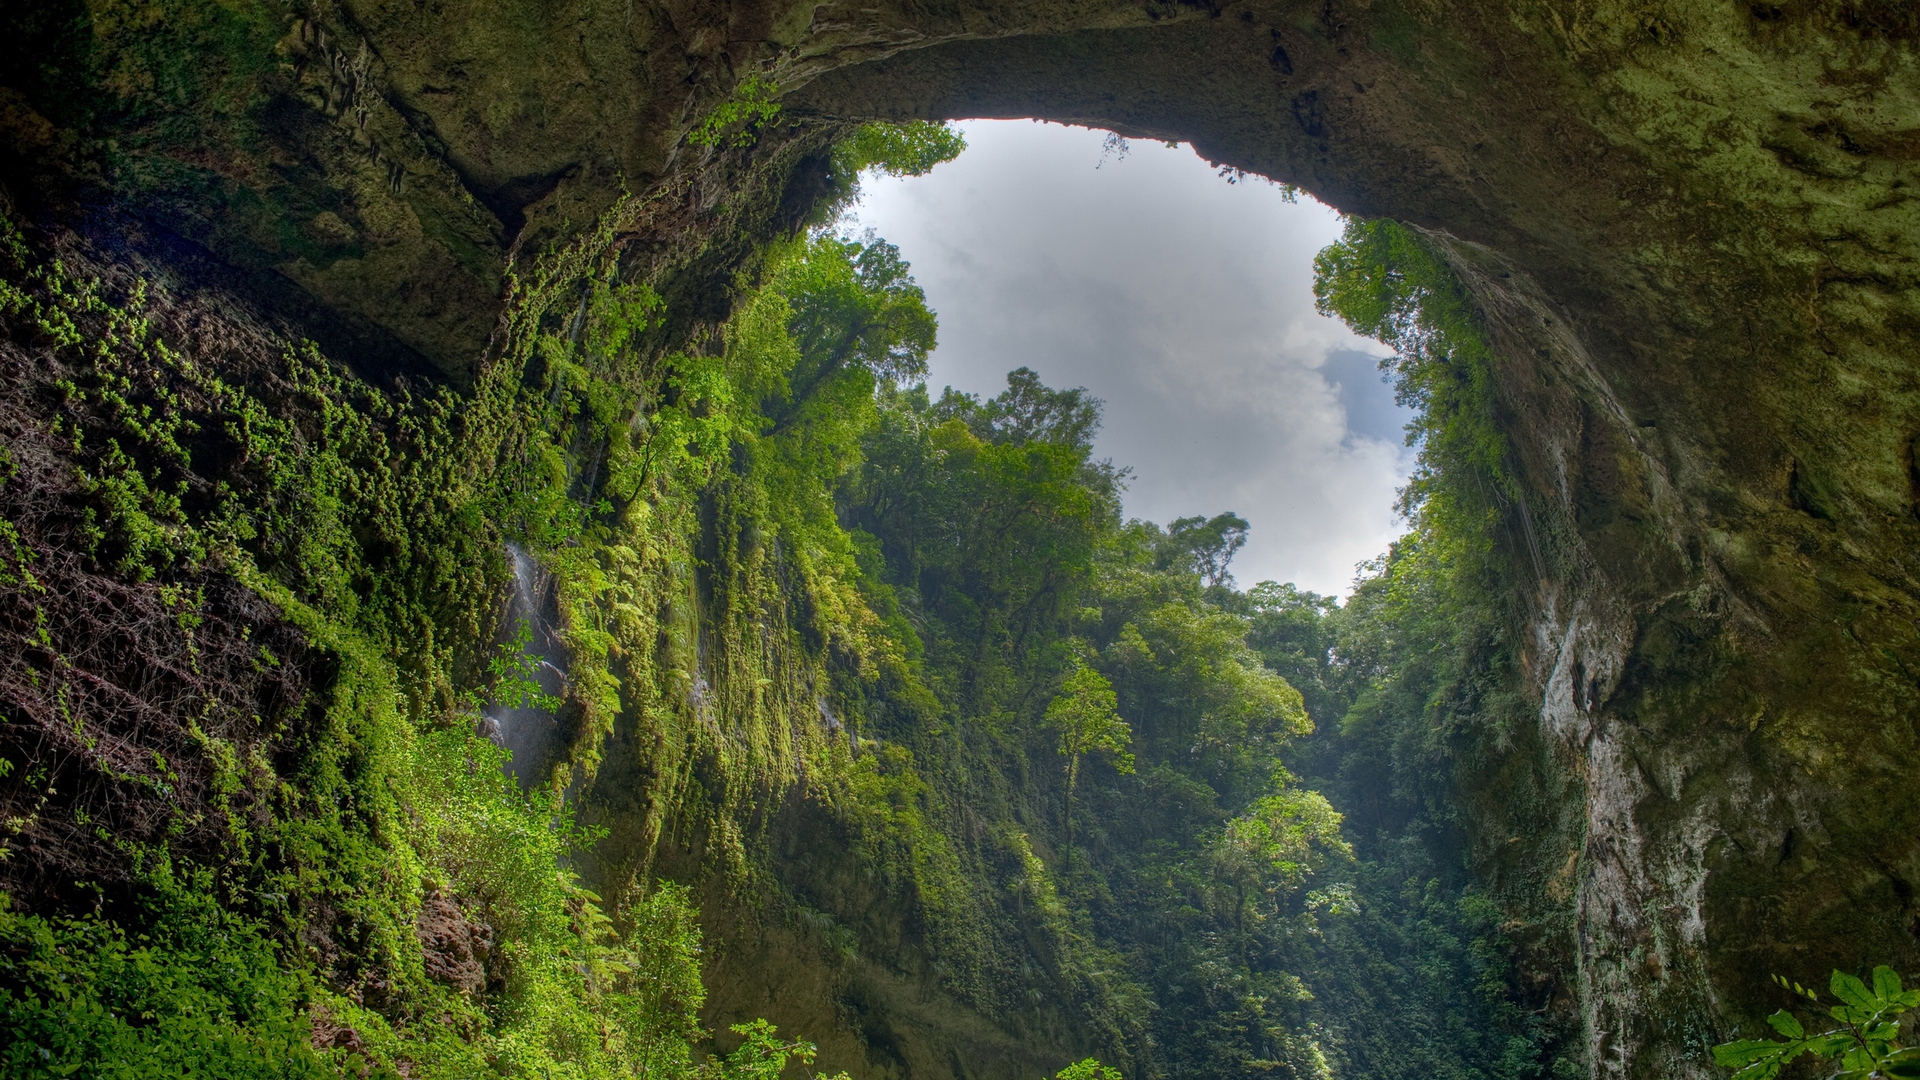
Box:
[4,3,1919,1078]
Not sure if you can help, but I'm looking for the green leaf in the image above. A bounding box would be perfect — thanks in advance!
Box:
[1832,971,1877,1011]
[1878,1047,1920,1078]
[1053,1059,1123,1080]
[1863,1020,1901,1045]
[1803,1032,1856,1058]
[1713,1039,1795,1068]
[1765,1010,1805,1039]
[1873,966,1904,1002]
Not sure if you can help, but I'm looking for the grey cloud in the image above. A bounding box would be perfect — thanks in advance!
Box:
[848,120,1413,596]
[1322,348,1410,446]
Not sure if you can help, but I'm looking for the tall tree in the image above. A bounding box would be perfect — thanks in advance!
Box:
[1044,663,1134,857]
[1165,511,1250,588]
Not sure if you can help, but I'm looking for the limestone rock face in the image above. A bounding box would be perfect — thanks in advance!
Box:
[5,2,1920,1077]
[418,891,493,996]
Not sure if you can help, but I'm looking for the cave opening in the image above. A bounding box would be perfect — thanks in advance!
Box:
[842,118,1412,596]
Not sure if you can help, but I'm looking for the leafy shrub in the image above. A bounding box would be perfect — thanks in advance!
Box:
[1053,1059,1123,1080]
[0,871,337,1080]
[1714,968,1920,1080]
[688,76,783,149]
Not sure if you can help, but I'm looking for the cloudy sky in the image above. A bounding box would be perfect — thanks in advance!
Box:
[844,120,1413,597]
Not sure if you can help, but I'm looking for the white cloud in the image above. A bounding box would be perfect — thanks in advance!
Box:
[846,120,1412,597]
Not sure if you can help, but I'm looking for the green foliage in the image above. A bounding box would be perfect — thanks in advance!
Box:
[710,1020,851,1080]
[1231,557,1564,1080]
[1046,663,1134,852]
[937,366,1103,451]
[841,364,1360,1078]
[1181,214,1572,1080]
[766,234,937,409]
[0,872,336,1080]
[1053,1058,1124,1080]
[0,135,1560,1080]
[1312,218,1511,533]
[1713,969,1920,1080]
[1214,789,1352,895]
[846,373,1120,718]
[821,121,968,220]
[487,620,563,713]
[688,76,783,149]
[0,204,861,1079]
[1164,511,1250,589]
[832,121,969,180]
[1046,664,1134,779]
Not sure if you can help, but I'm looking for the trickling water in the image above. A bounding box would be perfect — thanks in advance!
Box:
[481,543,570,786]
[818,696,858,757]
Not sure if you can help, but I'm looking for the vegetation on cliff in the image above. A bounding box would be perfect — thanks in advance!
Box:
[0,117,965,1078]
[0,99,1572,1080]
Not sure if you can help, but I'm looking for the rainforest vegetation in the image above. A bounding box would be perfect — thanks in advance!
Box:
[0,117,1580,1080]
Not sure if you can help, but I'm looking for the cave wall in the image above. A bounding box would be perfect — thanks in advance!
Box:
[5,2,1920,1078]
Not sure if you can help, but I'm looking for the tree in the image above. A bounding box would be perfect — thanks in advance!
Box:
[935,366,1103,451]
[1052,1060,1123,1080]
[1166,511,1250,588]
[765,235,937,433]
[832,120,969,181]
[710,1019,851,1080]
[1212,789,1352,929]
[844,377,1122,716]
[1044,663,1134,856]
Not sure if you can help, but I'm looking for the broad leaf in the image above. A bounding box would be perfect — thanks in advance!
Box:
[1766,1010,1804,1039]
[1804,1032,1856,1058]
[1863,1020,1901,1046]
[1714,1038,1801,1079]
[1831,971,1876,1012]
[1873,966,1904,1003]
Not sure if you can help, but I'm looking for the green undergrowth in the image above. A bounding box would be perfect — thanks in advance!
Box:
[0,212,725,1077]
[0,869,335,1079]
[1283,218,1578,1079]
[0,118,969,1077]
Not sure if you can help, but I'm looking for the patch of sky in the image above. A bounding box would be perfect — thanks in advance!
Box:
[844,119,1414,597]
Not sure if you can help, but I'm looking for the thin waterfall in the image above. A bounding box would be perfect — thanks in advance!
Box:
[480,543,569,786]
